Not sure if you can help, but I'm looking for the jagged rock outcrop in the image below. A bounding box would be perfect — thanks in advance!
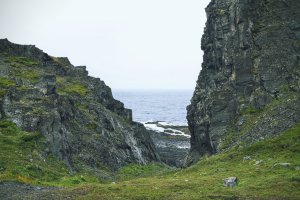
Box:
[186,0,300,165]
[0,39,159,172]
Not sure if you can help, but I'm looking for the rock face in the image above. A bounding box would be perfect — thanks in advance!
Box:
[0,39,159,172]
[146,122,190,167]
[187,0,300,164]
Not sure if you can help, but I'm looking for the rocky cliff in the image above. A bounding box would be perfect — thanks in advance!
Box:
[187,0,300,164]
[0,39,159,173]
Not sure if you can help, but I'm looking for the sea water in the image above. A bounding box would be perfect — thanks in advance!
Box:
[113,90,193,126]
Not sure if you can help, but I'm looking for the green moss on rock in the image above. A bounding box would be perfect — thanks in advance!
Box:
[4,56,38,67]
[56,77,88,96]
[0,77,15,87]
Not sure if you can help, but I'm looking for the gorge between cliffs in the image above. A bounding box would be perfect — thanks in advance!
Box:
[0,0,300,199]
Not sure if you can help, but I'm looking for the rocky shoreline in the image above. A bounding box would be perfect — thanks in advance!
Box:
[145,121,190,167]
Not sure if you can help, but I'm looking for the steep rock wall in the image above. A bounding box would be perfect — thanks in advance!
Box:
[186,0,300,164]
[0,39,159,172]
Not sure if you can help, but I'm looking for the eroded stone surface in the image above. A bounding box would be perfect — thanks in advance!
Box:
[186,0,300,165]
[0,39,159,172]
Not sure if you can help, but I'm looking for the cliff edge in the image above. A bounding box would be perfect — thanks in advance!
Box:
[0,39,159,174]
[186,0,300,165]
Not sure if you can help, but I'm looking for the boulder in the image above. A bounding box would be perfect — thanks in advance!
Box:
[224,177,238,188]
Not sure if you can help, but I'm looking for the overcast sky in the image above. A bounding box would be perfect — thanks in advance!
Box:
[0,0,210,90]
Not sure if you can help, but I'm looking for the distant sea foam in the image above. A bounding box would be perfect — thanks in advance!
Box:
[113,90,193,126]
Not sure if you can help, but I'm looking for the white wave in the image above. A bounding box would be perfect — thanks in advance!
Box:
[164,128,191,138]
[158,121,172,126]
[158,121,187,126]
[143,121,191,138]
[143,119,155,123]
[177,145,191,149]
[143,123,165,132]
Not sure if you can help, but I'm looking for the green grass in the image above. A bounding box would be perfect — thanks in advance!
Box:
[2,55,40,83]
[240,107,262,115]
[0,77,16,97]
[56,77,88,96]
[0,118,299,199]
[61,122,300,199]
[116,163,173,181]
[0,77,16,87]
[220,90,299,150]
[0,119,106,187]
[14,69,40,82]
[0,119,70,184]
[4,56,38,67]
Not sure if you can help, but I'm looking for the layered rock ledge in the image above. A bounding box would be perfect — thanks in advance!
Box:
[0,39,159,172]
[187,0,300,165]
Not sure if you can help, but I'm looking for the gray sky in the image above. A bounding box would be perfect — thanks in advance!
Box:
[0,0,210,90]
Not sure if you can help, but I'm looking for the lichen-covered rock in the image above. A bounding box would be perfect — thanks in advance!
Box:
[0,39,159,172]
[224,177,238,188]
[186,0,300,165]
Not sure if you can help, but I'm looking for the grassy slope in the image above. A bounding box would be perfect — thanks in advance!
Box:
[3,122,296,200]
[0,55,100,186]
[0,94,299,197]
[0,120,102,186]
[0,113,299,199]
[0,55,300,199]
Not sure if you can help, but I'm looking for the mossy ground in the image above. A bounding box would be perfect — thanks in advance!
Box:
[0,119,299,199]
[0,77,16,97]
[72,122,300,199]
[0,119,99,187]
[220,89,299,151]
[56,76,88,96]
[4,56,38,68]
[0,54,88,96]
